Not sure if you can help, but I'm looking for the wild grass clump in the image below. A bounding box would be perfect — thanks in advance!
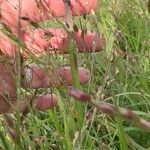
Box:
[0,0,150,149]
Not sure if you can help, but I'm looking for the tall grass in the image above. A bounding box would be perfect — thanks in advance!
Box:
[0,0,150,149]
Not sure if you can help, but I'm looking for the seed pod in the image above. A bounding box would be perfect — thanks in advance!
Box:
[69,88,91,102]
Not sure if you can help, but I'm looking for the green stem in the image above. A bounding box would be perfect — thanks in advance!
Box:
[116,117,128,150]
[68,32,80,88]
[68,33,84,128]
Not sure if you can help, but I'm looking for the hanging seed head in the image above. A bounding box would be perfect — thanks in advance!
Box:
[69,88,91,102]
[119,108,139,121]
[98,103,117,115]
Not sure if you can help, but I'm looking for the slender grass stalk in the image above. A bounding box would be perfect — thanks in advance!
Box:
[68,35,80,88]
[63,112,73,150]
[116,117,128,150]
[58,94,72,150]
[112,95,128,150]
[13,1,24,148]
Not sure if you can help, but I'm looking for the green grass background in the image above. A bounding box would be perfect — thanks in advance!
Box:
[0,0,150,149]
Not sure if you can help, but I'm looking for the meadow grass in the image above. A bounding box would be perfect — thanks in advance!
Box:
[0,0,150,149]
